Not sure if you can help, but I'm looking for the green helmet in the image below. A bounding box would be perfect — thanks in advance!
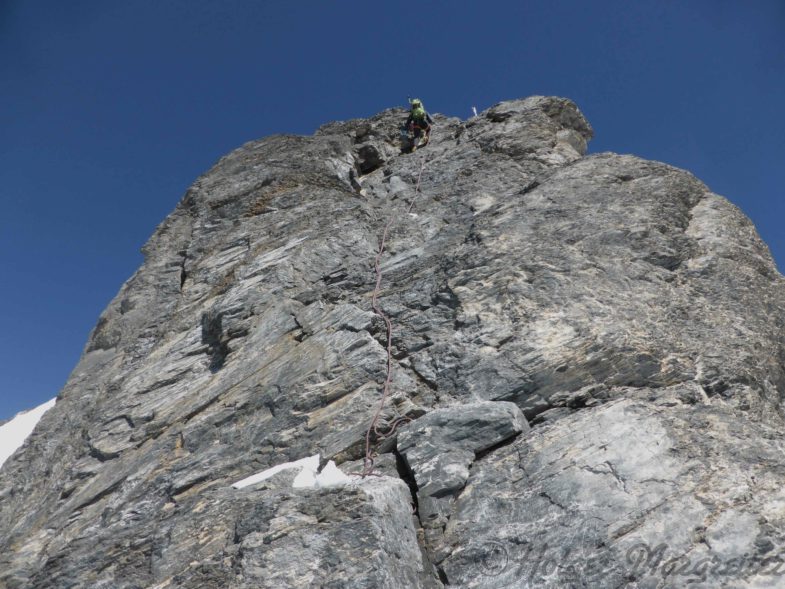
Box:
[410,98,423,108]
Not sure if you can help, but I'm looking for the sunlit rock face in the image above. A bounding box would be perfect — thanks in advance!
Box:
[1,96,784,588]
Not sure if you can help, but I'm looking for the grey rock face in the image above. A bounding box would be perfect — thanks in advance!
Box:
[441,396,785,588]
[227,476,430,589]
[1,96,784,588]
[398,402,528,562]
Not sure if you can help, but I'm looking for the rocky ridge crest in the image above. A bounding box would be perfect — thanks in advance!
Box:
[1,96,784,588]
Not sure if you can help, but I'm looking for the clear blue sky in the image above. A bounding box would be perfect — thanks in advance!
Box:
[2,1,783,420]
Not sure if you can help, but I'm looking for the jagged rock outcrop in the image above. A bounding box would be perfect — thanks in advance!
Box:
[1,96,784,589]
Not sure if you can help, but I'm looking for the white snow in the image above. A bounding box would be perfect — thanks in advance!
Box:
[232,455,318,489]
[232,454,355,490]
[290,455,320,488]
[314,459,352,488]
[0,398,56,469]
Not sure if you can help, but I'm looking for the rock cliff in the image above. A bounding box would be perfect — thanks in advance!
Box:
[2,96,785,588]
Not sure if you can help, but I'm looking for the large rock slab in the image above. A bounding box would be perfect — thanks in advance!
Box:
[398,401,529,562]
[440,394,785,588]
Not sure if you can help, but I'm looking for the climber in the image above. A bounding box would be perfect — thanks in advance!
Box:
[403,98,434,151]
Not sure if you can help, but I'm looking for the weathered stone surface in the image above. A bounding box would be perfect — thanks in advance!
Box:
[19,473,431,589]
[398,401,528,468]
[1,95,784,588]
[398,401,528,561]
[441,395,785,588]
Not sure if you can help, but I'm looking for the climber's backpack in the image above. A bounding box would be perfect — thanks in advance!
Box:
[411,104,427,122]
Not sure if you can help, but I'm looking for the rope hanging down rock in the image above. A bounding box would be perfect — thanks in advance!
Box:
[361,154,429,477]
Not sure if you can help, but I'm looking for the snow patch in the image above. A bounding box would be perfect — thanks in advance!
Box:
[315,460,352,488]
[0,398,56,469]
[232,454,355,490]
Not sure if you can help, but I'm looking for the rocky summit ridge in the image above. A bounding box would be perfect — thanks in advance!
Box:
[2,96,785,589]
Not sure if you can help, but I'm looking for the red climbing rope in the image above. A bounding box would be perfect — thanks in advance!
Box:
[409,156,427,213]
[361,154,429,477]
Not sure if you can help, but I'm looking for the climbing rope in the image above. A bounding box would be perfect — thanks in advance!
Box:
[361,154,429,477]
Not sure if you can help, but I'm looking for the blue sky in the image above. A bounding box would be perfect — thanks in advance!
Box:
[2,0,783,420]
